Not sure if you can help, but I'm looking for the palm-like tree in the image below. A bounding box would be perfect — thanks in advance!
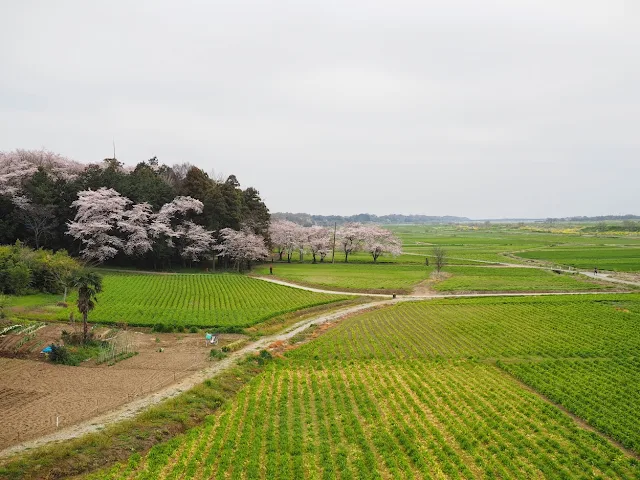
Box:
[72,271,103,343]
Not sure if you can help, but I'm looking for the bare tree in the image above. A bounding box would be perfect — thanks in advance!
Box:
[13,196,56,248]
[433,246,447,273]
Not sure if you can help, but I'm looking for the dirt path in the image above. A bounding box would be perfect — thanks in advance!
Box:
[0,300,392,459]
[580,271,640,287]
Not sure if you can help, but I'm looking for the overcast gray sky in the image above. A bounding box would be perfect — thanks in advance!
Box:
[1,1,638,218]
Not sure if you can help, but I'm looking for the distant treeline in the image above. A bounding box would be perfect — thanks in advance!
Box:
[0,150,270,269]
[563,215,640,221]
[272,212,469,226]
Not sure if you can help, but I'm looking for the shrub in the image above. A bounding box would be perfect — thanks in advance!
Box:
[49,344,72,364]
[189,326,199,333]
[209,348,227,360]
[0,242,80,295]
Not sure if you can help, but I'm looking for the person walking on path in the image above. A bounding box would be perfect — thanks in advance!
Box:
[594,267,598,275]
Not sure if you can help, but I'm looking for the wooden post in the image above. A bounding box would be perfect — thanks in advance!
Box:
[331,222,337,264]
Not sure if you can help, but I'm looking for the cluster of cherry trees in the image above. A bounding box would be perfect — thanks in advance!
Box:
[67,187,268,269]
[0,149,270,269]
[269,220,402,263]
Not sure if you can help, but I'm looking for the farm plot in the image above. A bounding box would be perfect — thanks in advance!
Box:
[31,273,347,329]
[300,295,640,360]
[254,263,433,293]
[0,331,237,451]
[433,266,617,293]
[91,361,639,479]
[501,357,640,454]
[515,246,640,272]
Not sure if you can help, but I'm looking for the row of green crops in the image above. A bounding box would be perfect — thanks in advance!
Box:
[88,360,639,479]
[295,294,640,360]
[63,273,348,328]
[501,357,640,453]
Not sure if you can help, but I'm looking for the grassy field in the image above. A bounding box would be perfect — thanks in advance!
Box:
[89,293,640,478]
[254,263,616,294]
[391,225,640,271]
[254,263,433,292]
[434,266,616,293]
[515,246,640,271]
[9,273,348,329]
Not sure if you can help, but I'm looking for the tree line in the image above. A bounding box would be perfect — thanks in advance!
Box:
[0,149,270,269]
[269,220,402,263]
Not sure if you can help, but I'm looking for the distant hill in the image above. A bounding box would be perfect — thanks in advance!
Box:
[272,212,470,226]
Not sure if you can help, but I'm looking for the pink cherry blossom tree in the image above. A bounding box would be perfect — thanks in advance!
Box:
[362,225,402,262]
[66,188,131,263]
[148,196,214,264]
[269,219,305,263]
[117,202,154,256]
[269,219,297,261]
[0,149,84,196]
[336,222,367,262]
[149,196,204,245]
[177,221,215,262]
[307,226,332,263]
[216,227,268,271]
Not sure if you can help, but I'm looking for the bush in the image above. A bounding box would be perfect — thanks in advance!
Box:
[6,263,31,294]
[209,348,227,360]
[254,349,273,365]
[189,326,199,333]
[0,242,80,295]
[49,344,71,364]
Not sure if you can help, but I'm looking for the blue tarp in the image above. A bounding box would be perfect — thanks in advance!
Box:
[41,345,53,353]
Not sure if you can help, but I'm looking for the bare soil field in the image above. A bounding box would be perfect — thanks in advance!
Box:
[0,326,243,451]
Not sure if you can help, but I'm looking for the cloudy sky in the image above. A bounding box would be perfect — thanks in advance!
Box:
[1,1,638,218]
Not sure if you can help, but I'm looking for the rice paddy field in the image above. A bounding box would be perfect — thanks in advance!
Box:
[11,273,348,329]
[88,293,640,479]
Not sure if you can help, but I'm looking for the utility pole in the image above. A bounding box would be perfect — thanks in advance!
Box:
[331,222,337,264]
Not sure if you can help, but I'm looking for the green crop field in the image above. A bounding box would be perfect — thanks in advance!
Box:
[391,225,640,271]
[85,273,348,328]
[434,266,616,293]
[90,361,638,480]
[91,293,640,478]
[11,273,348,329]
[254,263,433,292]
[300,295,640,360]
[502,357,640,453]
[515,246,640,271]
